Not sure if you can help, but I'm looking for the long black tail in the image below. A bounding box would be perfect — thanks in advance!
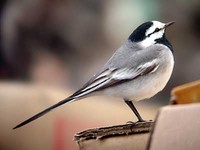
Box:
[13,96,75,129]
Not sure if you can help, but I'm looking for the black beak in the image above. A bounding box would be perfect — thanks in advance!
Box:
[165,21,175,28]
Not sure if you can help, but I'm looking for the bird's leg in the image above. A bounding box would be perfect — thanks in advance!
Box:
[124,98,146,122]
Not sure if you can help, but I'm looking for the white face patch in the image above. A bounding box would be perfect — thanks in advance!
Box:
[139,21,166,48]
[145,21,165,36]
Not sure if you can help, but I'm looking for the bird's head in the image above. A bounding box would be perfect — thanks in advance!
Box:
[129,21,175,48]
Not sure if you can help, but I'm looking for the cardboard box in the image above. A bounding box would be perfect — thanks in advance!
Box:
[148,104,200,150]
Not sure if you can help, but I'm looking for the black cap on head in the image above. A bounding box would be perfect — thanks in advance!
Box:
[128,21,153,42]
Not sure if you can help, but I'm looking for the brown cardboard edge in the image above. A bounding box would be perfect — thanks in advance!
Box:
[146,109,161,150]
[74,121,154,142]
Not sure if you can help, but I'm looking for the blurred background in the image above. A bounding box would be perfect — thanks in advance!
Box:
[0,0,199,149]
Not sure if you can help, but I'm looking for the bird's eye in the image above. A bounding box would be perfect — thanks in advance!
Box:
[154,28,160,32]
[147,27,161,37]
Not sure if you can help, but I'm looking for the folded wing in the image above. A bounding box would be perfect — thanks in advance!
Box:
[72,59,159,98]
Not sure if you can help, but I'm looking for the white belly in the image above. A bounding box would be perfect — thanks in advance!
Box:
[101,50,174,101]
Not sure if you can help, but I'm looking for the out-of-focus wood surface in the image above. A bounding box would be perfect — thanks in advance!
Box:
[0,81,158,150]
[171,80,200,104]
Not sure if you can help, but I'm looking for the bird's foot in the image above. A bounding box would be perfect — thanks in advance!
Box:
[126,121,136,124]
[137,119,147,123]
[126,119,153,124]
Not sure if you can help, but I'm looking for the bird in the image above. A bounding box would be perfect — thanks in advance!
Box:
[13,20,175,129]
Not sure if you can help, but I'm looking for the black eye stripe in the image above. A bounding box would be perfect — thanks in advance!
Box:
[147,27,161,37]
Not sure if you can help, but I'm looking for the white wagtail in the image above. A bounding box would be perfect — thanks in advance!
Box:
[14,20,175,129]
